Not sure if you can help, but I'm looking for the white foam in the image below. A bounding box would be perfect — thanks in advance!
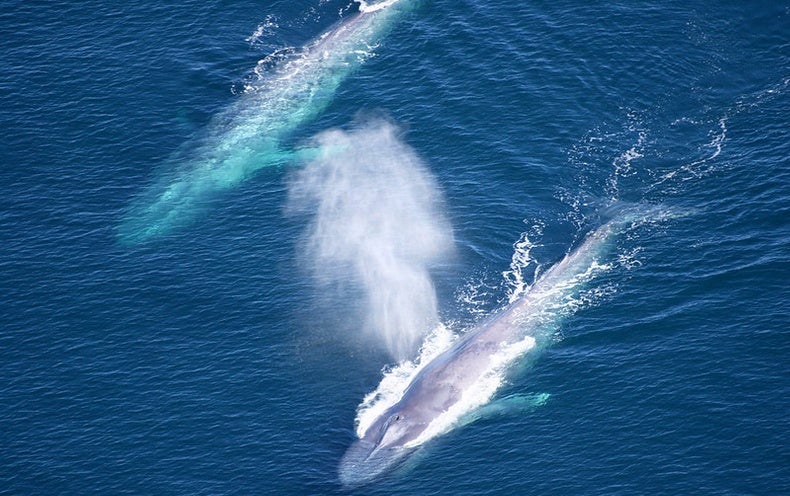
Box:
[454,275,498,317]
[617,247,643,270]
[245,15,279,47]
[405,335,537,448]
[355,326,540,447]
[608,129,646,198]
[356,0,403,13]
[355,324,457,438]
[243,9,385,96]
[734,76,789,113]
[658,116,727,184]
[502,221,544,303]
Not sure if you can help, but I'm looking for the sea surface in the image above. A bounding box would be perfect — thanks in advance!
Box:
[2,0,788,494]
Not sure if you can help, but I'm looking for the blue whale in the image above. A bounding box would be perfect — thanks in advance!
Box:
[119,1,414,243]
[339,217,635,486]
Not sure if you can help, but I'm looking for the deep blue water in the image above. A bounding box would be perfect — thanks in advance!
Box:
[2,0,788,494]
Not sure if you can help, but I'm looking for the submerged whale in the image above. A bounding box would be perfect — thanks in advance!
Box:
[119,0,413,243]
[339,216,637,486]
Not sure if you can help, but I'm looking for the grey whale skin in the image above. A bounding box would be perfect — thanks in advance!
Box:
[339,219,628,486]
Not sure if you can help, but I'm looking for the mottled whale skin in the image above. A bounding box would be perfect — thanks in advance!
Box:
[339,219,627,486]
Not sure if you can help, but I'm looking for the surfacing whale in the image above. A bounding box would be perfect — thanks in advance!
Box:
[118,0,413,243]
[339,215,639,486]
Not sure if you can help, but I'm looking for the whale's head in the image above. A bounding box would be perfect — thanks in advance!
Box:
[338,407,427,487]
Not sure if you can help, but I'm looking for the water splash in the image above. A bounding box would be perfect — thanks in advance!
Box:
[454,274,500,317]
[356,0,405,13]
[288,120,453,359]
[502,220,545,303]
[404,333,539,448]
[245,15,279,47]
[355,324,457,438]
[657,116,728,184]
[608,127,647,199]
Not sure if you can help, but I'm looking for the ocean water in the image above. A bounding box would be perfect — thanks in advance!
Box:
[1,0,788,494]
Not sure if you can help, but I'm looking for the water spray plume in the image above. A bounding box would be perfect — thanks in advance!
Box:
[288,120,453,359]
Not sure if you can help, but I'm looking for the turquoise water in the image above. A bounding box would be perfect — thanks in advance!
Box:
[2,0,788,494]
